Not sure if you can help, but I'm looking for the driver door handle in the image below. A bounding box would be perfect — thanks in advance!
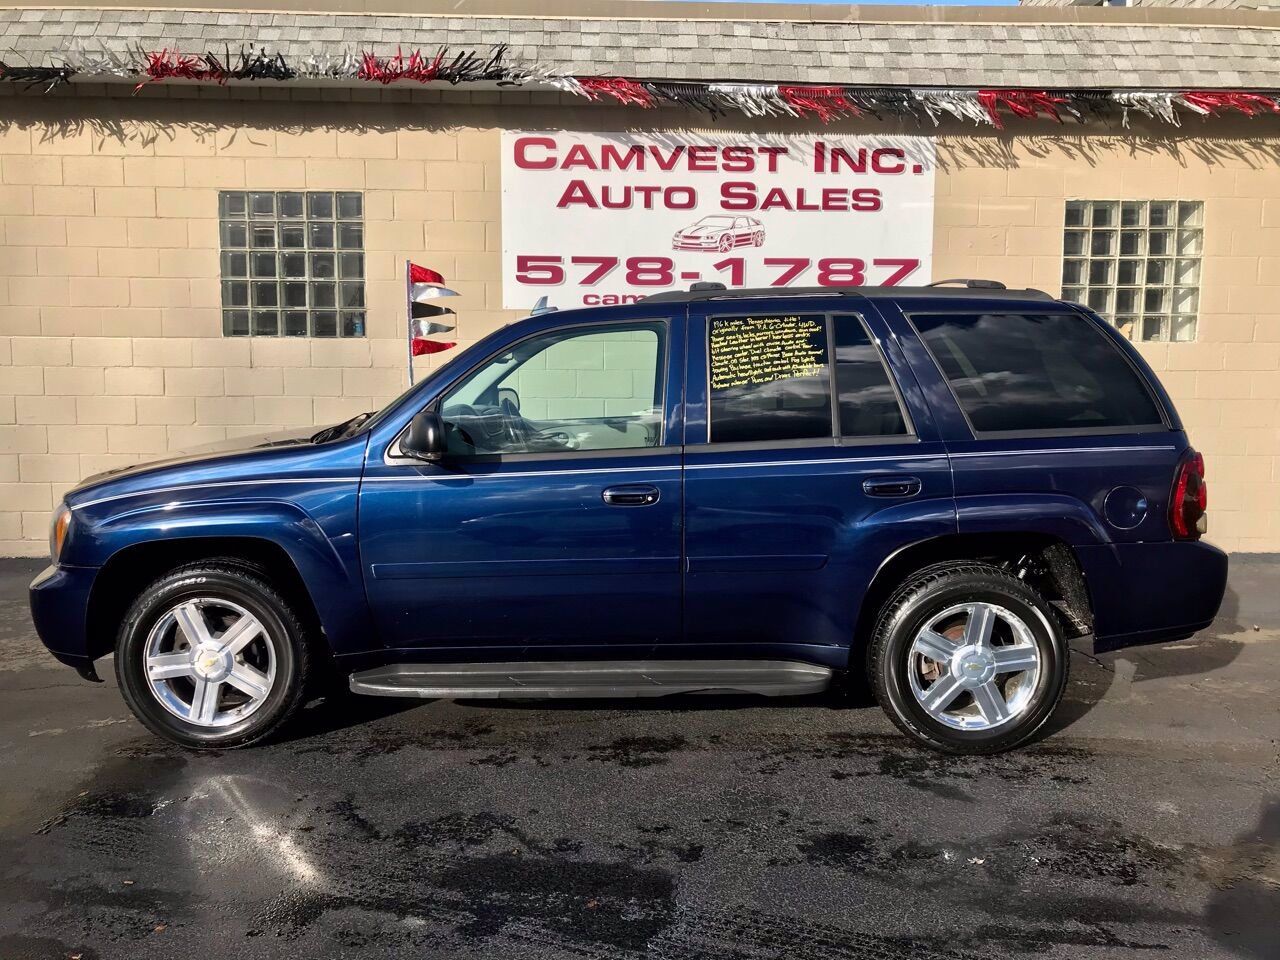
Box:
[862,476,922,498]
[602,484,661,507]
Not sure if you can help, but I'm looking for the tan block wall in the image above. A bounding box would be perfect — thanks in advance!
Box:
[0,86,529,556]
[1,87,1277,555]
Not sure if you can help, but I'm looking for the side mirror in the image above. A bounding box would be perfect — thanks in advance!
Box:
[497,386,520,412]
[401,409,446,462]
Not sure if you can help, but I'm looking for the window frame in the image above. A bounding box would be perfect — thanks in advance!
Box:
[703,310,916,450]
[387,317,674,465]
[904,307,1172,441]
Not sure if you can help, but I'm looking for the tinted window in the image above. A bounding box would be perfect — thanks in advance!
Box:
[834,316,909,438]
[913,312,1164,433]
[709,314,832,443]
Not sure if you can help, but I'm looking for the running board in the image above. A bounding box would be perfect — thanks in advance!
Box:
[348,660,833,700]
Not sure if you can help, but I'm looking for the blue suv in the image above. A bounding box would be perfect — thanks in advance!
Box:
[29,281,1227,754]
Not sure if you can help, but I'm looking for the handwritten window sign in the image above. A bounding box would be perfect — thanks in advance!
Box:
[709,314,834,443]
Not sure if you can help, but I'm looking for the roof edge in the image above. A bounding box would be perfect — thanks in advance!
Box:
[2,0,1279,29]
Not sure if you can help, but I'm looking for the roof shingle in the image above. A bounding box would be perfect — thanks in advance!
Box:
[3,5,1280,89]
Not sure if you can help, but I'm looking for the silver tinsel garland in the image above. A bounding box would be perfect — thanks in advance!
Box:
[1115,92,1182,128]
[913,90,993,127]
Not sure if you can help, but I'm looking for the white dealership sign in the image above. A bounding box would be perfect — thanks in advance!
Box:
[500,131,935,310]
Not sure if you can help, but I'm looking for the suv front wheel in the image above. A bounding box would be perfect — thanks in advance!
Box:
[115,562,312,749]
[869,563,1069,755]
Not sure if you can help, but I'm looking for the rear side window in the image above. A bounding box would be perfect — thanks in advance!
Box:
[912,312,1164,434]
[707,313,910,443]
[834,316,909,438]
[708,314,832,443]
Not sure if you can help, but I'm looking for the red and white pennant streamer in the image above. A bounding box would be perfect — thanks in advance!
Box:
[406,263,458,380]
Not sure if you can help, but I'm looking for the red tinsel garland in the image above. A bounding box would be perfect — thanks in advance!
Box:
[576,77,656,107]
[137,49,224,92]
[45,45,1280,128]
[359,48,447,84]
[779,85,860,122]
[1180,91,1280,116]
[977,90,1069,128]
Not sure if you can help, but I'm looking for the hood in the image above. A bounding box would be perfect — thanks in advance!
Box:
[72,424,322,492]
[677,225,724,237]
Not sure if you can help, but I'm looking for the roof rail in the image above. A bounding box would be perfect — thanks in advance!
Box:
[641,284,1054,304]
[926,278,1007,290]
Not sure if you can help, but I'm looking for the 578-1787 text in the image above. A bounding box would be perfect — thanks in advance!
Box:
[515,255,922,290]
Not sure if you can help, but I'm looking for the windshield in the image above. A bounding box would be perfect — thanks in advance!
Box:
[695,216,735,227]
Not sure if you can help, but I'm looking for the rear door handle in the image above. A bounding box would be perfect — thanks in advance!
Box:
[863,476,922,498]
[602,484,661,506]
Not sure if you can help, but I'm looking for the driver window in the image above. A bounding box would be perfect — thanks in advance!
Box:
[437,322,666,457]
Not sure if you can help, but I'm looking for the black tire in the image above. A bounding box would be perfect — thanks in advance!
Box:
[115,561,312,749]
[868,562,1069,755]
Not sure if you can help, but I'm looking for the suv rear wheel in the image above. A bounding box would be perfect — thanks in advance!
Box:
[869,562,1069,755]
[115,562,311,749]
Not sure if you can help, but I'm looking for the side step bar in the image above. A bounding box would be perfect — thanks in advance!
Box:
[348,660,834,700]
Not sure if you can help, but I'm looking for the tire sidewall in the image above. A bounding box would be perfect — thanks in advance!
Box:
[116,569,300,748]
[879,576,1068,751]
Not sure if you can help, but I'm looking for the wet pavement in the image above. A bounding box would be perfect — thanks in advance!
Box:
[0,556,1277,960]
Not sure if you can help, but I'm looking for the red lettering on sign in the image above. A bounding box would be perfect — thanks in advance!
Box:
[561,143,598,170]
[872,148,906,174]
[686,146,716,170]
[721,146,754,172]
[720,181,756,210]
[600,144,644,171]
[759,146,788,173]
[557,181,699,210]
[557,180,598,208]
[851,188,882,211]
[513,135,557,170]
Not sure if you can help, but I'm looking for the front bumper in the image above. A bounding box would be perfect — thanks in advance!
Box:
[29,563,99,674]
[672,238,721,250]
[1081,540,1229,652]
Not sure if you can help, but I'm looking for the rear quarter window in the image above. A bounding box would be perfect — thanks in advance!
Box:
[912,311,1165,434]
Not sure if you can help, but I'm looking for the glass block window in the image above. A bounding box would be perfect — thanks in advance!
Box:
[1062,200,1202,343]
[219,191,365,337]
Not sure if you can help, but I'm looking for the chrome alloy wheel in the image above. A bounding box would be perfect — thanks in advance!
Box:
[143,598,277,728]
[906,601,1041,731]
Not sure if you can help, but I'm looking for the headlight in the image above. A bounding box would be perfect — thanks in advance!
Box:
[49,503,71,563]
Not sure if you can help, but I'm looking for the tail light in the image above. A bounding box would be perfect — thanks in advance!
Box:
[1170,450,1207,540]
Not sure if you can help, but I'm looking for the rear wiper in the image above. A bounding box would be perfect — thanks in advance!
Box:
[311,411,373,444]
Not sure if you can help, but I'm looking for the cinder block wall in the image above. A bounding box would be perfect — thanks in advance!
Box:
[0,86,1277,554]
[500,331,660,421]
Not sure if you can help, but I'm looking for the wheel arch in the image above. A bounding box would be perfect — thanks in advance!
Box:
[852,532,1093,660]
[86,536,327,664]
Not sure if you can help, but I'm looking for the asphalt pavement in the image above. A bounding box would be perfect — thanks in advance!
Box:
[0,555,1277,960]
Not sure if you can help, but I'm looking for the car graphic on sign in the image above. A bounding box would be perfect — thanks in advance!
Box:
[672,216,765,253]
